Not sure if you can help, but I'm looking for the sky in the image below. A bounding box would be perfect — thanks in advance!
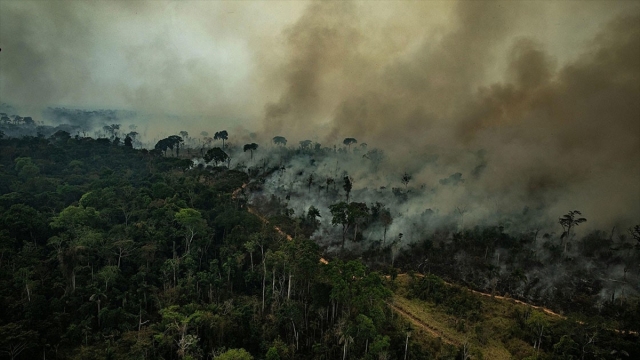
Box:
[1,0,639,227]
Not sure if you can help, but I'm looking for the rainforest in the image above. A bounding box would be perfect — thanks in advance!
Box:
[0,1,639,359]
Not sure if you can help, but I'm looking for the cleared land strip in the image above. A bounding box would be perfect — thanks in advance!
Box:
[237,184,636,337]
[244,202,329,263]
[398,273,566,318]
[395,273,638,336]
[387,301,459,346]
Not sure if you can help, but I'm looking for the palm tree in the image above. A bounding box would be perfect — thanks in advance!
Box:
[559,210,587,255]
[243,143,259,160]
[214,130,228,148]
[336,320,354,360]
[343,138,357,150]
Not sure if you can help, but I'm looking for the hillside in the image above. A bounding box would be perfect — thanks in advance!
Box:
[0,134,638,360]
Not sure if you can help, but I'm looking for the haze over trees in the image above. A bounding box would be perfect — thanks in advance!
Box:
[272,136,287,146]
[214,130,228,149]
[559,210,587,255]
[0,113,639,359]
[155,135,184,157]
[1,0,640,357]
[343,137,357,151]
[243,142,258,160]
[204,147,229,166]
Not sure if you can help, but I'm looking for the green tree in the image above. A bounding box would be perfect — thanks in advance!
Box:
[0,323,36,360]
[175,208,207,255]
[14,157,40,178]
[49,205,101,292]
[526,311,549,357]
[553,335,578,359]
[265,346,280,360]
[152,135,183,156]
[155,306,204,359]
[1,204,46,246]
[216,348,253,360]
[204,147,229,167]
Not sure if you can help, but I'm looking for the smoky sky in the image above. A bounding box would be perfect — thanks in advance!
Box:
[1,1,639,227]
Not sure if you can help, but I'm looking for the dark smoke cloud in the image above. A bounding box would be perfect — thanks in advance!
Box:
[260,1,640,228]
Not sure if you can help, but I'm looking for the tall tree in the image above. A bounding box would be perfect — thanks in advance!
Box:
[243,143,259,160]
[214,130,229,148]
[379,208,392,246]
[343,175,353,202]
[401,172,412,189]
[167,135,184,156]
[154,136,183,157]
[299,139,312,150]
[272,136,287,146]
[124,135,133,148]
[204,147,229,167]
[326,177,334,195]
[349,202,369,242]
[559,210,587,255]
[343,138,357,151]
[307,173,314,192]
[330,202,350,248]
[526,311,549,356]
[175,208,207,255]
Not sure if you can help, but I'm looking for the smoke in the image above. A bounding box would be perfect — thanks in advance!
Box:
[1,1,639,227]
[0,0,296,129]
[258,1,640,229]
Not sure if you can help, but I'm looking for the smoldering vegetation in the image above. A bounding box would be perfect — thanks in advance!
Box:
[240,141,638,314]
[239,1,640,313]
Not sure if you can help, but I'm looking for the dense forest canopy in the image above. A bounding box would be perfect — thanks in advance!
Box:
[0,126,638,359]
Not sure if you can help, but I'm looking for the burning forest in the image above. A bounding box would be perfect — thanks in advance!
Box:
[1,1,639,359]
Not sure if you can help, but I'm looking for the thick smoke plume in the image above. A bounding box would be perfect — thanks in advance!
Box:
[259,1,640,230]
